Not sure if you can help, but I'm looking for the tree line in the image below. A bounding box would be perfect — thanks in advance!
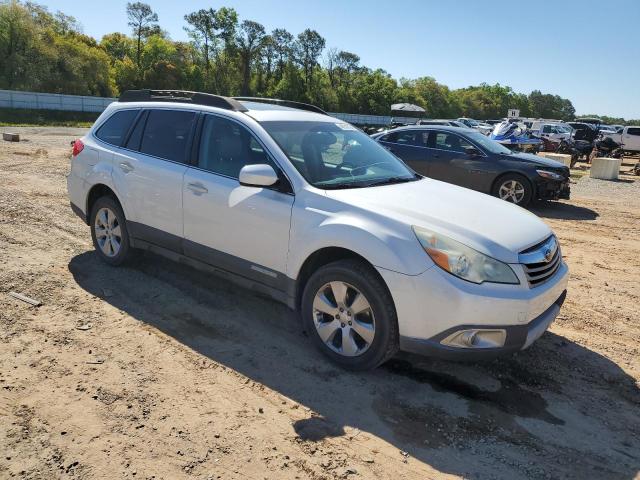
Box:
[0,0,637,124]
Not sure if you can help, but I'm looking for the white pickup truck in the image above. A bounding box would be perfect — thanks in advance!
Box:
[603,126,640,153]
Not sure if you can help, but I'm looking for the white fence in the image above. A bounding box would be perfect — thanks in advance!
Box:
[0,89,415,126]
[0,90,116,113]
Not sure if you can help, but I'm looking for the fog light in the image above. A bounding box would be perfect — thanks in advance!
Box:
[441,329,507,349]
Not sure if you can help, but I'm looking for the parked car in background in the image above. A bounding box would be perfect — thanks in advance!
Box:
[602,126,640,153]
[456,118,493,135]
[598,125,618,134]
[567,122,599,142]
[531,122,573,143]
[372,126,570,207]
[67,90,568,370]
[417,119,469,128]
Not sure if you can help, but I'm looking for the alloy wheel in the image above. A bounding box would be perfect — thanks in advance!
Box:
[312,281,375,357]
[498,179,526,204]
[94,207,122,258]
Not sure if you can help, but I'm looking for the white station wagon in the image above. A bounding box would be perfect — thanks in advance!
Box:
[67,90,568,370]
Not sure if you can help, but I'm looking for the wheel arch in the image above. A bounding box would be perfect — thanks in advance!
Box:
[85,184,124,225]
[294,247,393,312]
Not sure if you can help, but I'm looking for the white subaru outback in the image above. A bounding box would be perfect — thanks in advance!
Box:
[67,90,568,370]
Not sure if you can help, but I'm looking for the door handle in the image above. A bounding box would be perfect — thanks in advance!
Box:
[187,182,208,195]
[119,161,134,173]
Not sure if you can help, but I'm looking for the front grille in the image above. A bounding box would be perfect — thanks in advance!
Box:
[519,236,562,287]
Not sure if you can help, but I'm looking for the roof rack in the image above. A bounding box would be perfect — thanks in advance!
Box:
[233,97,327,115]
[119,89,248,112]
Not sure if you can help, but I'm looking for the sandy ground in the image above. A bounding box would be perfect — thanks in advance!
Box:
[0,127,639,480]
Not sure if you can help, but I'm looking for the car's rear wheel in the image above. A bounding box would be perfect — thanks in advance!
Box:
[301,259,398,370]
[493,174,533,207]
[90,196,134,266]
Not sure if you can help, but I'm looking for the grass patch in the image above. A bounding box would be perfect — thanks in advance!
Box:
[0,108,99,127]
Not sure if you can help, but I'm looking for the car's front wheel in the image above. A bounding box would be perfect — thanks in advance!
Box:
[90,195,134,266]
[301,259,399,370]
[493,173,533,207]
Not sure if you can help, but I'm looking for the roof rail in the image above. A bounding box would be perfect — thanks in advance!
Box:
[119,89,248,112]
[233,97,327,115]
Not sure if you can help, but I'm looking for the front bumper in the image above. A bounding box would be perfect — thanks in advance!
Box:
[399,290,566,360]
[377,258,569,360]
[537,179,571,200]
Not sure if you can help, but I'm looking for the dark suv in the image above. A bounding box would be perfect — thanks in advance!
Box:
[372,126,570,207]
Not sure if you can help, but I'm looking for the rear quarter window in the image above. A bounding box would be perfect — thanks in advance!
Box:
[95,110,138,146]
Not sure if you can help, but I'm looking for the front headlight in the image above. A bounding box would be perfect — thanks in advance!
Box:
[412,226,519,285]
[537,169,565,181]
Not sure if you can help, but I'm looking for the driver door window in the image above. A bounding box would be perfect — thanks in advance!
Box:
[197,115,277,178]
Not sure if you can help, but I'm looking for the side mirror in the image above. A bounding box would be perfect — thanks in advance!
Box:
[464,146,481,156]
[239,164,279,188]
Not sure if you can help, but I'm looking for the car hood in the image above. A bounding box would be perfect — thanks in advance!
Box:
[504,152,566,169]
[325,178,551,263]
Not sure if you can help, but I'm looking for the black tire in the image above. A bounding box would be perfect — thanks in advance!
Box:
[492,173,533,208]
[301,259,399,371]
[89,195,134,266]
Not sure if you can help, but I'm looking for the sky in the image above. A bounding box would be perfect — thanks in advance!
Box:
[41,0,640,119]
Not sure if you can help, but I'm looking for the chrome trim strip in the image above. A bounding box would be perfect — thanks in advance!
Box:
[518,236,558,264]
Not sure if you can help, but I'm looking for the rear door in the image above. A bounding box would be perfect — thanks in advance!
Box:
[378,130,432,175]
[111,108,197,251]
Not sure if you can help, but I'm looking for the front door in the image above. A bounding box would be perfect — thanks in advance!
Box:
[425,131,490,191]
[182,114,294,290]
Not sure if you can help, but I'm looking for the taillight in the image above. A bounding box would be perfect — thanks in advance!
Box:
[72,139,84,157]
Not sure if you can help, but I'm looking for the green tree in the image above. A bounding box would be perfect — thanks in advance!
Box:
[236,20,266,95]
[295,29,325,92]
[126,2,158,73]
[271,28,294,81]
[184,8,216,84]
[100,32,133,64]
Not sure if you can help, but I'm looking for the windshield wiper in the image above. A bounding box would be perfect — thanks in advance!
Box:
[318,182,370,190]
[360,176,419,187]
[317,175,419,190]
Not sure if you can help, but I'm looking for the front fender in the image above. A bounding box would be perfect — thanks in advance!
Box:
[287,200,433,279]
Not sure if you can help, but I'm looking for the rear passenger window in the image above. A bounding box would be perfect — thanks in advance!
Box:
[394,130,425,147]
[124,110,148,151]
[140,110,196,163]
[95,110,138,146]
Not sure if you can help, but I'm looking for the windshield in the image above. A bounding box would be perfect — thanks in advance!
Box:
[262,121,418,189]
[464,130,513,154]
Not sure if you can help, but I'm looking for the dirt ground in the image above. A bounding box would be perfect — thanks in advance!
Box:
[1,127,639,480]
